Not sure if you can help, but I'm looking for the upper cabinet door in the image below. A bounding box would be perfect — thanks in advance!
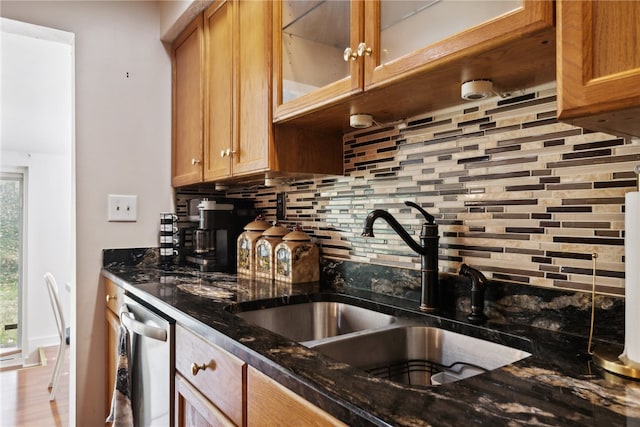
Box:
[233,0,273,176]
[203,0,234,181]
[204,0,274,181]
[172,16,204,187]
[273,0,364,121]
[273,0,553,124]
[364,0,550,89]
[557,0,640,138]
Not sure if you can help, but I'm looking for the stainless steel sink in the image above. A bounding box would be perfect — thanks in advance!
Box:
[234,299,530,387]
[310,325,531,386]
[234,301,397,343]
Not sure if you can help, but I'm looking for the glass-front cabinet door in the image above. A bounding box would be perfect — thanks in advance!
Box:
[274,0,363,121]
[364,0,525,88]
[379,1,521,63]
[273,0,551,122]
[364,0,554,90]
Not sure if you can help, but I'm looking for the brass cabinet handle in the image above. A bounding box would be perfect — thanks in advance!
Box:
[106,294,117,303]
[343,46,357,62]
[191,158,201,165]
[357,42,372,57]
[191,362,207,376]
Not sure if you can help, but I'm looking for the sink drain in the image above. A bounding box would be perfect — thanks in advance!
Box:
[365,359,487,386]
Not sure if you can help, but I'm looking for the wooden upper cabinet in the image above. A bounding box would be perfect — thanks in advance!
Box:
[273,0,364,120]
[363,0,554,89]
[273,0,555,123]
[233,0,272,176]
[204,0,274,181]
[203,0,234,181]
[203,0,342,183]
[172,16,205,187]
[172,0,343,188]
[557,0,640,138]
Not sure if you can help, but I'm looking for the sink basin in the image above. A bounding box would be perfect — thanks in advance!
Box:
[234,301,397,343]
[311,325,531,386]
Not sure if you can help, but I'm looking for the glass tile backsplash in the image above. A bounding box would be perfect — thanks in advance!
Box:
[199,82,639,296]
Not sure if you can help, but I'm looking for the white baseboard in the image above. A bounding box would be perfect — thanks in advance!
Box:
[27,335,60,357]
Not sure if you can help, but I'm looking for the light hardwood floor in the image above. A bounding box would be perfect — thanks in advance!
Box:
[0,346,70,426]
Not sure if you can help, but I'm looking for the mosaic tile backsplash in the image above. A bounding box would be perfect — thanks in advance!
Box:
[195,82,639,296]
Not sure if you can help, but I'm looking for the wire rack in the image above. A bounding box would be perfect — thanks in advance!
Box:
[365,359,488,386]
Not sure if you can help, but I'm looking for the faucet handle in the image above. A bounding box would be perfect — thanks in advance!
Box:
[405,201,435,224]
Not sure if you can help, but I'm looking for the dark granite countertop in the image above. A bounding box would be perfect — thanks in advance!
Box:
[102,264,640,426]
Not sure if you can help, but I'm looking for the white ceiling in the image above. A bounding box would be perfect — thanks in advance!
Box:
[1,21,73,155]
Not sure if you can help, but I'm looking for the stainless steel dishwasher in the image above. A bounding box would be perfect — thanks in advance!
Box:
[120,294,175,426]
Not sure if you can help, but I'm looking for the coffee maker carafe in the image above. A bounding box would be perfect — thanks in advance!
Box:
[195,199,232,254]
[182,198,255,272]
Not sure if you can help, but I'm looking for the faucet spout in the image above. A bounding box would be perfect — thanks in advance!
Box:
[362,201,439,312]
[362,210,425,255]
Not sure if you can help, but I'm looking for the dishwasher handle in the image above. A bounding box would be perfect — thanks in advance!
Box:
[120,310,167,342]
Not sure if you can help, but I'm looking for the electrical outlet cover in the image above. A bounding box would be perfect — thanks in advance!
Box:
[108,194,137,222]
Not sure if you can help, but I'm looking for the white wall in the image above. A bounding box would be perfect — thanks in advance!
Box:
[1,2,174,425]
[1,24,73,154]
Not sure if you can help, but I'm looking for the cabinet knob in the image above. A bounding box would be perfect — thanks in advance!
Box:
[106,294,117,303]
[343,47,357,62]
[191,158,201,165]
[191,362,213,376]
[220,148,236,158]
[357,42,372,57]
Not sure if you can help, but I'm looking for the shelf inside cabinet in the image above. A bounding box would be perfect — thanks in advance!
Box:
[379,0,522,64]
[282,0,349,48]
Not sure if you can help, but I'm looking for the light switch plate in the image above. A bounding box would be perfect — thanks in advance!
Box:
[108,194,137,222]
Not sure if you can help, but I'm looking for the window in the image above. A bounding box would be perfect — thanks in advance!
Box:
[0,172,24,353]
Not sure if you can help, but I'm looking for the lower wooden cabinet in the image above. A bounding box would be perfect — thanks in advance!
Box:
[104,278,125,420]
[105,308,120,421]
[175,325,246,426]
[175,374,236,427]
[175,325,347,427]
[247,367,347,427]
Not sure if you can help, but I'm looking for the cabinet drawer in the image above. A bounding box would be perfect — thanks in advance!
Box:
[104,278,125,314]
[176,326,245,426]
[247,367,346,426]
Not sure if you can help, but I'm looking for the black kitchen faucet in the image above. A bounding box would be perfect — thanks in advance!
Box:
[362,201,439,312]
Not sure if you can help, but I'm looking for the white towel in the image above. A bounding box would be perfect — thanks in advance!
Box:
[106,323,134,427]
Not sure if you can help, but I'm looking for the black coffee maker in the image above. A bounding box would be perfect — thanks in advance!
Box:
[182,198,255,272]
